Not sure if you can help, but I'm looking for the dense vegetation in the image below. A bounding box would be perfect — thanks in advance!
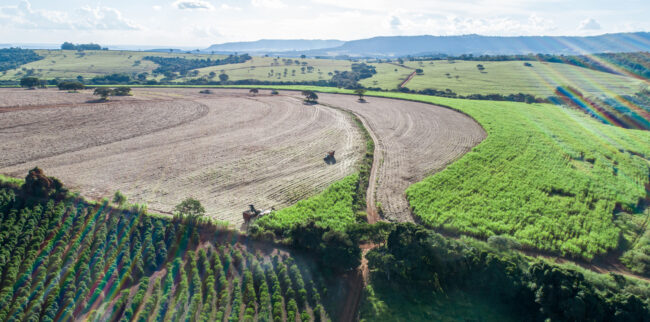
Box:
[144,54,252,75]
[0,48,43,72]
[0,172,336,321]
[383,93,650,260]
[362,224,650,321]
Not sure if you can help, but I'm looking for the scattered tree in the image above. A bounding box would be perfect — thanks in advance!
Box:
[219,73,229,82]
[415,68,424,75]
[354,88,367,102]
[174,197,206,223]
[113,87,132,96]
[57,81,84,91]
[20,76,42,89]
[302,90,318,104]
[93,88,112,100]
[113,190,127,206]
[249,88,259,95]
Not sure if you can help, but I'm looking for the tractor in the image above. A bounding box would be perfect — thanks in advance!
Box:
[324,150,336,164]
[242,205,274,223]
[243,204,261,223]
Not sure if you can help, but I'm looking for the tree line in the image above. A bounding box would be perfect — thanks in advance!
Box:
[60,42,106,51]
[0,48,43,72]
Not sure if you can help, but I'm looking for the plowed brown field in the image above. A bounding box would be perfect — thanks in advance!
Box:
[1,87,485,226]
[0,88,364,226]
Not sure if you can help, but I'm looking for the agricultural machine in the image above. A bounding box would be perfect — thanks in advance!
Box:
[324,150,336,164]
[242,204,273,223]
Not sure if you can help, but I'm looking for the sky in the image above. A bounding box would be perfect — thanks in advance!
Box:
[0,0,648,48]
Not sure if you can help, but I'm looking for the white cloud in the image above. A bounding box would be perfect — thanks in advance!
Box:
[190,25,221,39]
[174,0,214,10]
[579,18,601,30]
[251,0,287,9]
[390,16,402,30]
[0,0,139,30]
[153,5,162,11]
[219,4,241,11]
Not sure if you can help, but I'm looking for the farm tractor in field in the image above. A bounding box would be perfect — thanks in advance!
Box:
[324,150,336,165]
[242,204,273,223]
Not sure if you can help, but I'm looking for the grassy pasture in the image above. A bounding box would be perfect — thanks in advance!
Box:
[0,50,227,80]
[190,56,351,82]
[360,60,645,97]
[354,62,413,89]
[2,50,645,100]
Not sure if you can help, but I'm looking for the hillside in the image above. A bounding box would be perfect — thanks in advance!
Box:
[362,60,645,97]
[0,50,228,81]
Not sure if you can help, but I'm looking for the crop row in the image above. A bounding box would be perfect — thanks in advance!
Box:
[0,187,331,321]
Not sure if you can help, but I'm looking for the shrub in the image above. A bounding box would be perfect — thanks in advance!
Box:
[112,190,127,206]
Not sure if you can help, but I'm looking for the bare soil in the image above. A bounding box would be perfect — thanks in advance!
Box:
[313,93,486,222]
[0,88,365,226]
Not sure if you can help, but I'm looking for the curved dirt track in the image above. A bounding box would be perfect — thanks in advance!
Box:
[313,93,486,222]
[0,88,365,226]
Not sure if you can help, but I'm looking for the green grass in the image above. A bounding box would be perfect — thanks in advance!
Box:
[254,174,359,232]
[360,60,645,97]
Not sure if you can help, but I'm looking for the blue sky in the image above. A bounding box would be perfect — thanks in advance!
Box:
[0,0,648,47]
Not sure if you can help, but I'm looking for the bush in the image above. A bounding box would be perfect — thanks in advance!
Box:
[113,190,127,206]
[173,197,206,224]
[22,167,67,199]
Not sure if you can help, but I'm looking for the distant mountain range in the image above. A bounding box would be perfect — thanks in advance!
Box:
[204,39,344,54]
[204,32,650,57]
